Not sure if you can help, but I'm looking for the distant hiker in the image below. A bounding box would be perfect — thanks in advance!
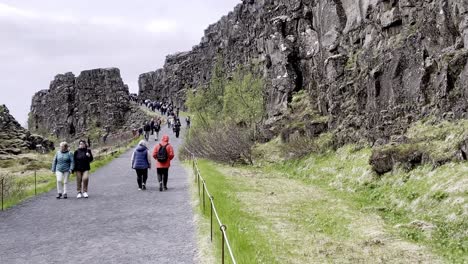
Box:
[154,118,161,141]
[102,132,109,144]
[51,142,74,199]
[131,140,151,190]
[173,119,181,138]
[150,119,155,135]
[176,107,180,116]
[152,135,175,191]
[74,140,93,199]
[185,116,191,128]
[144,121,151,141]
[167,116,174,129]
[138,127,143,137]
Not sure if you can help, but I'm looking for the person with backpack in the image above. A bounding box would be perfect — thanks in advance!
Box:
[152,135,175,191]
[51,142,74,199]
[74,140,93,198]
[131,140,152,190]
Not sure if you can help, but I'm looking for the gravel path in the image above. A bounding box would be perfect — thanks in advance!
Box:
[0,126,196,264]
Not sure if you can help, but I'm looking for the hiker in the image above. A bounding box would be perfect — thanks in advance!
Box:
[74,140,93,199]
[185,116,191,128]
[173,119,181,138]
[143,121,151,141]
[150,119,155,135]
[51,142,74,199]
[167,116,173,129]
[131,140,151,190]
[152,135,175,191]
[154,118,161,141]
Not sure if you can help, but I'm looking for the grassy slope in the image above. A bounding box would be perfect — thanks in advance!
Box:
[189,120,467,263]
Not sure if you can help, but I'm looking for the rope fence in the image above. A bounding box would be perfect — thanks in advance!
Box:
[185,147,237,264]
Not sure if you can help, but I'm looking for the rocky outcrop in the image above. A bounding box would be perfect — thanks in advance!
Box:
[139,0,468,144]
[29,68,131,139]
[0,105,53,155]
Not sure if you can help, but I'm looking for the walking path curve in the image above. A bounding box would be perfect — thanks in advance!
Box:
[0,126,196,264]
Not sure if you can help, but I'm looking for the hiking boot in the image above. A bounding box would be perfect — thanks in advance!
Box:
[142,184,146,190]
[63,194,67,199]
[56,193,62,199]
[77,192,82,199]
[83,192,89,198]
[159,182,163,192]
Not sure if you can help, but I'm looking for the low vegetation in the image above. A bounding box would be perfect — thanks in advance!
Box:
[189,119,467,263]
[182,60,264,164]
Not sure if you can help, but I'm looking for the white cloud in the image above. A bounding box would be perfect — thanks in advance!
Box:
[145,19,178,33]
[0,3,39,18]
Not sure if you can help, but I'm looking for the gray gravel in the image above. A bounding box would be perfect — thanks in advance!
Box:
[0,126,196,264]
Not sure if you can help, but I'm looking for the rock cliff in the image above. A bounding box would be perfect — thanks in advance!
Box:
[139,0,468,143]
[29,68,131,139]
[0,105,53,155]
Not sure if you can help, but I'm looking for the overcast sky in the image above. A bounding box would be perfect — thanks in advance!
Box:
[0,0,239,126]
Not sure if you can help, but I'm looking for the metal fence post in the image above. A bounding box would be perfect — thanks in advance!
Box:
[1,177,4,211]
[221,225,226,264]
[202,181,206,212]
[197,173,200,196]
[210,197,213,241]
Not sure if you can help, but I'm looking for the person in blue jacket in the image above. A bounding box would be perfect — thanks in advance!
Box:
[51,142,74,199]
[131,140,151,190]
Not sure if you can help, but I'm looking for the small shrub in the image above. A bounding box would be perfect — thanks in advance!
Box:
[184,123,254,165]
[431,191,449,201]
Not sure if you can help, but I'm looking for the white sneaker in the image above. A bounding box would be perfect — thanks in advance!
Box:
[77,193,82,199]
[83,192,89,198]
[138,188,142,191]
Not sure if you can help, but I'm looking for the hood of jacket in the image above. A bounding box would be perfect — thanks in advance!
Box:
[136,145,148,152]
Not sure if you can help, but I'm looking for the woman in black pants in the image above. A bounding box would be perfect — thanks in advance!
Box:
[131,140,151,190]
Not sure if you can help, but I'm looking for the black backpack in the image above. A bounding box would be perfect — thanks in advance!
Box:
[157,144,169,162]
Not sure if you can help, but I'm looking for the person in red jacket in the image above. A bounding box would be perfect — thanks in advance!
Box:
[152,135,175,191]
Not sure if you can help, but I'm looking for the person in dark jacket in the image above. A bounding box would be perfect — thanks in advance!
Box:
[150,119,155,135]
[74,140,93,199]
[173,119,181,138]
[143,121,151,141]
[131,140,152,190]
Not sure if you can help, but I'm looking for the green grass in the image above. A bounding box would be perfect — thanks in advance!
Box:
[190,159,277,264]
[1,136,142,210]
[191,154,450,263]
[267,145,467,262]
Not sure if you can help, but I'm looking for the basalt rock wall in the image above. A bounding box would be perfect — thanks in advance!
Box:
[139,0,468,144]
[0,105,53,155]
[29,68,131,139]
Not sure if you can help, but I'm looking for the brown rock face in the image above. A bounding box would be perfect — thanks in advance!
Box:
[0,105,53,155]
[139,0,468,143]
[29,68,130,139]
